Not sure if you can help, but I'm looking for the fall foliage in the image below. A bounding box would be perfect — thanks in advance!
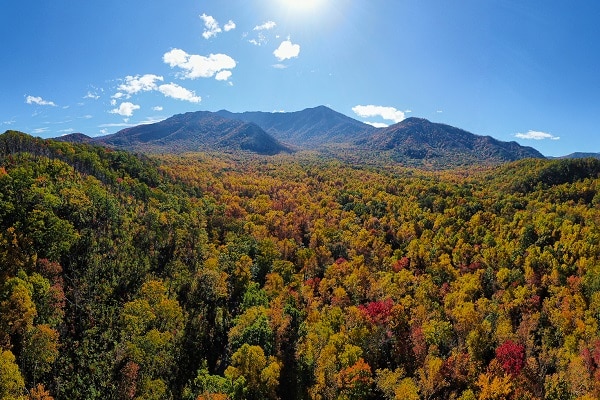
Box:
[1,130,600,398]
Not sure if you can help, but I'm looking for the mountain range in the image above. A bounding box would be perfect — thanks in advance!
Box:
[57,105,546,166]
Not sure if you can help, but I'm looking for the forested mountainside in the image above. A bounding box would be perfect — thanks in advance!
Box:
[358,117,543,166]
[2,130,600,399]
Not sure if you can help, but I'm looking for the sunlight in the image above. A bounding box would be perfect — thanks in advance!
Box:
[276,0,324,12]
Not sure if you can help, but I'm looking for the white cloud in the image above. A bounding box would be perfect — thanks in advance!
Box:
[59,128,75,133]
[158,83,201,103]
[26,95,56,106]
[163,48,188,66]
[200,13,222,39]
[32,127,50,134]
[153,106,163,111]
[254,21,276,31]
[272,64,287,69]
[365,122,389,128]
[117,74,164,97]
[515,130,560,140]
[224,20,236,31]
[140,117,167,125]
[352,105,405,123]
[110,102,140,117]
[274,40,300,61]
[215,70,232,81]
[163,48,236,80]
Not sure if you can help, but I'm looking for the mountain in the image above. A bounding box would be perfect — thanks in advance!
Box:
[96,111,291,155]
[216,105,375,148]
[557,152,600,160]
[355,117,544,165]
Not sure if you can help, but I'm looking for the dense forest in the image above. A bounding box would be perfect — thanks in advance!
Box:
[2,130,600,399]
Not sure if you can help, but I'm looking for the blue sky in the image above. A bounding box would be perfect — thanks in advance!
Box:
[2,0,599,157]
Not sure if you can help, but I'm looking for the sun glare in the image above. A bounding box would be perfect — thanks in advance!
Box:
[277,0,323,12]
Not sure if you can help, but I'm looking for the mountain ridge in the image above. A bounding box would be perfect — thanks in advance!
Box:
[55,106,546,166]
[358,117,544,163]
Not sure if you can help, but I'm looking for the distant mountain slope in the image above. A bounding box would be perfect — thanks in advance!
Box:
[355,117,544,165]
[557,152,600,159]
[54,132,94,143]
[97,111,291,155]
[216,105,375,147]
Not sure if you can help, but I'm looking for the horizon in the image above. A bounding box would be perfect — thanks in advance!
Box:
[2,0,599,157]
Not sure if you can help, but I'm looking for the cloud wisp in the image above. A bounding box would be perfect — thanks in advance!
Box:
[515,130,560,140]
[352,105,406,125]
[200,14,236,39]
[254,21,277,31]
[26,95,56,106]
[83,91,100,100]
[365,122,390,128]
[163,49,236,80]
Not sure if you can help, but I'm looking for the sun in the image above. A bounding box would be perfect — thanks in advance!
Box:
[276,0,324,12]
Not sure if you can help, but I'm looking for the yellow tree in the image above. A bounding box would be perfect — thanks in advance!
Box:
[0,350,25,400]
[225,344,280,400]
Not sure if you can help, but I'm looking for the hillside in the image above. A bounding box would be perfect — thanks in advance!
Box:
[355,117,544,166]
[97,111,291,155]
[2,130,600,399]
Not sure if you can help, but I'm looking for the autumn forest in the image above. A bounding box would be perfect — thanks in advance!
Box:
[2,130,600,399]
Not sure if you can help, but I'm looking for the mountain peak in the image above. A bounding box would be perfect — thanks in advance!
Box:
[216,106,375,147]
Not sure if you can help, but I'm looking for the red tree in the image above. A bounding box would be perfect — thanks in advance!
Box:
[495,340,525,375]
